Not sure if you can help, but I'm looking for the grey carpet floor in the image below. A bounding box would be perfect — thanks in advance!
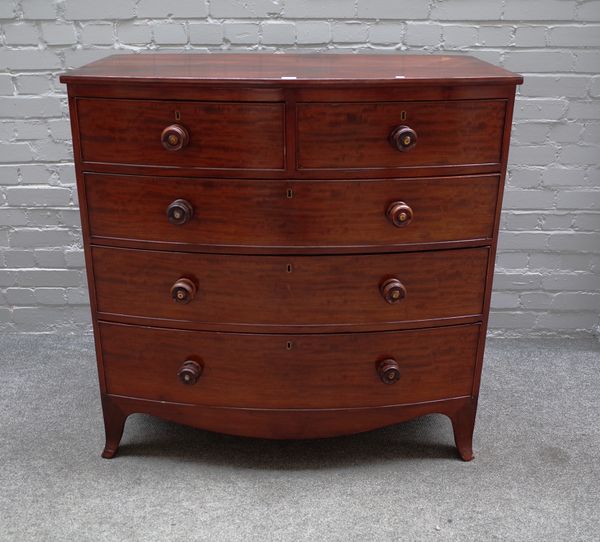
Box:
[0,334,599,542]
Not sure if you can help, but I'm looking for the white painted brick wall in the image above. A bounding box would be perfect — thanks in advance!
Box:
[0,0,599,337]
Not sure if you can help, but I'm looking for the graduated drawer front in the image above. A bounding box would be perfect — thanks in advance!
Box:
[92,246,488,329]
[86,174,499,250]
[100,321,480,408]
[76,98,285,170]
[297,100,506,170]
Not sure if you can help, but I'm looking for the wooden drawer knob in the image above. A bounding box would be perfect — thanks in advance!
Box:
[377,358,401,385]
[380,277,406,304]
[390,125,417,152]
[161,124,189,151]
[167,199,194,225]
[177,360,203,385]
[171,278,197,304]
[386,201,413,227]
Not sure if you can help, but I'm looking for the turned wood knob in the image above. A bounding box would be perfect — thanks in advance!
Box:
[386,201,413,227]
[177,360,203,385]
[167,199,194,225]
[389,125,417,152]
[377,358,401,385]
[171,278,197,304]
[380,277,407,304]
[161,124,189,151]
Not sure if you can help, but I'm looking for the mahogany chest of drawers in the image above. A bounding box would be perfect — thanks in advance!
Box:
[61,53,522,460]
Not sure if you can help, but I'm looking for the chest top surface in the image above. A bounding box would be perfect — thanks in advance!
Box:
[60,53,522,86]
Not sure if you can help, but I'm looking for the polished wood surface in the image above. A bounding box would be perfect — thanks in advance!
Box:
[60,53,523,86]
[92,246,488,330]
[61,52,521,460]
[76,98,285,170]
[85,174,499,251]
[297,100,506,170]
[100,322,479,409]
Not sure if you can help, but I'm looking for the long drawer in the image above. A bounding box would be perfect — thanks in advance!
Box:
[76,98,285,170]
[92,246,488,329]
[85,174,499,250]
[297,100,506,170]
[100,321,480,408]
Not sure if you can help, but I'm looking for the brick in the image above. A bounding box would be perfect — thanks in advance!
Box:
[4,249,35,268]
[509,145,556,166]
[15,269,81,287]
[34,141,72,162]
[443,26,478,47]
[493,271,543,290]
[0,97,62,119]
[0,75,13,96]
[542,273,600,290]
[549,26,600,46]
[548,232,599,251]
[188,23,223,45]
[504,0,576,20]
[210,0,279,18]
[9,229,72,248]
[65,249,85,268]
[495,252,529,269]
[536,312,598,330]
[63,50,111,70]
[503,189,554,210]
[64,0,135,19]
[368,24,404,45]
[332,23,368,43]
[6,187,70,206]
[6,288,36,306]
[504,213,541,230]
[405,23,442,46]
[514,26,547,47]
[512,123,549,144]
[0,209,29,226]
[542,168,586,187]
[0,271,17,287]
[139,0,208,17]
[549,123,582,143]
[498,232,550,250]
[18,164,52,184]
[3,23,39,45]
[577,1,600,21]
[572,213,600,231]
[504,51,573,72]
[261,23,295,45]
[284,1,355,19]
[15,121,48,140]
[41,23,77,45]
[479,26,513,47]
[552,292,600,311]
[0,1,16,18]
[581,123,600,144]
[541,214,574,230]
[153,23,187,45]
[559,145,599,165]
[0,50,61,71]
[81,24,115,46]
[66,288,89,304]
[556,190,600,209]
[519,75,590,98]
[21,0,56,19]
[521,292,553,309]
[15,75,53,95]
[48,119,72,141]
[224,23,259,45]
[357,0,428,19]
[34,249,67,268]
[488,311,538,329]
[491,292,521,309]
[574,51,600,72]
[34,288,66,305]
[59,209,81,228]
[530,253,592,271]
[0,143,35,163]
[296,22,330,44]
[566,101,600,120]
[431,1,503,20]
[12,307,70,327]
[117,23,153,44]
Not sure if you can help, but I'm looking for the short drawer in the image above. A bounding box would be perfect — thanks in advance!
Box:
[92,246,488,330]
[76,98,285,170]
[297,100,506,170]
[86,174,499,250]
[100,321,479,408]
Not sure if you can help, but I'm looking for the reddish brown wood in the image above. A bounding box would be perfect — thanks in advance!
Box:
[76,98,285,170]
[60,52,521,460]
[92,246,488,331]
[297,100,506,170]
[100,321,479,409]
[85,174,500,251]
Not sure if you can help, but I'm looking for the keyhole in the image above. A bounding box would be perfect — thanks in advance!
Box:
[286,188,293,199]
[400,111,407,121]
[286,341,293,350]
[286,264,293,273]
[175,111,181,120]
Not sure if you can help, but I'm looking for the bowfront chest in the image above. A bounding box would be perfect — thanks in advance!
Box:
[61,53,522,460]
